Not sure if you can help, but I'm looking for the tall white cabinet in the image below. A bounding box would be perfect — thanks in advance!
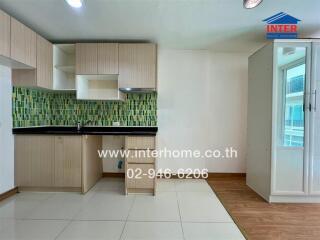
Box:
[247,39,320,203]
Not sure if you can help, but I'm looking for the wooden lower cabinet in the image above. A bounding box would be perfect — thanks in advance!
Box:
[54,136,82,188]
[15,135,102,192]
[15,135,55,187]
[125,136,156,195]
[126,163,155,190]
[125,136,155,150]
[82,135,103,193]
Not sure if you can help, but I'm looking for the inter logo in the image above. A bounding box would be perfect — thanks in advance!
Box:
[263,12,301,39]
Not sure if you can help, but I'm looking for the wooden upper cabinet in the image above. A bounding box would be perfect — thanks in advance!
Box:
[10,18,25,64]
[76,43,118,75]
[37,35,53,89]
[24,25,37,68]
[119,43,157,89]
[10,17,36,67]
[0,9,10,58]
[98,43,118,74]
[76,43,98,74]
[12,34,53,89]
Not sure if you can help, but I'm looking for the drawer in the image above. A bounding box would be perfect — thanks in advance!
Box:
[126,163,154,189]
[126,150,155,163]
[125,136,155,150]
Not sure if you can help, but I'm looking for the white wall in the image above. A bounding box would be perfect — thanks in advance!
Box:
[157,49,248,173]
[0,65,14,194]
[101,49,249,173]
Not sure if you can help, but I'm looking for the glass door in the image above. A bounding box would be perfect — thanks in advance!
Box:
[272,42,311,195]
[283,62,305,147]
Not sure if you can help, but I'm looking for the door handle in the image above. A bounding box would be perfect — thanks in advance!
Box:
[303,91,308,112]
[312,90,317,111]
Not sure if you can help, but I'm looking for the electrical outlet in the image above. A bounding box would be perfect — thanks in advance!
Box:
[117,160,123,169]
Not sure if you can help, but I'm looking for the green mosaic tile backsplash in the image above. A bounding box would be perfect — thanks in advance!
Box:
[12,87,157,128]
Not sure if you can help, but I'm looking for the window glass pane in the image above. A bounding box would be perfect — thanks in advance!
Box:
[283,63,305,147]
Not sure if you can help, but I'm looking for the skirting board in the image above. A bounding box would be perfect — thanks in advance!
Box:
[102,172,125,178]
[269,195,320,203]
[207,173,246,179]
[0,187,18,202]
[102,172,246,179]
[18,187,82,192]
[126,188,154,195]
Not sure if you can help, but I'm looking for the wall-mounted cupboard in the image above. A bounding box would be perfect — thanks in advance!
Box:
[76,74,125,101]
[0,9,38,69]
[0,9,54,88]
[11,17,37,68]
[12,35,53,89]
[0,10,157,97]
[53,44,76,90]
[74,43,157,100]
[0,9,10,59]
[75,43,122,100]
[76,43,118,75]
[119,43,157,91]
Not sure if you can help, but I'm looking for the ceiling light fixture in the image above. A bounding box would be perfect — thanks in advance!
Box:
[65,0,82,8]
[243,0,263,9]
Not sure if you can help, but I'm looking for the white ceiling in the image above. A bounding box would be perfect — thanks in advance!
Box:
[0,0,319,54]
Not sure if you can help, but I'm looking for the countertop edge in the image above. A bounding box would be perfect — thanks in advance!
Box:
[12,126,158,136]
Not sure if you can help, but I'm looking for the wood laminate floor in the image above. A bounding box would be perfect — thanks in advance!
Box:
[207,176,320,240]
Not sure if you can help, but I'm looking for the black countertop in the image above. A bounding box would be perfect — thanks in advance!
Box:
[12,126,158,136]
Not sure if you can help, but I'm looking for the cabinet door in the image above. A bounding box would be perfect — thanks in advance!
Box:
[126,163,154,189]
[127,150,155,164]
[15,135,55,187]
[10,18,25,64]
[0,9,10,58]
[54,136,82,187]
[24,26,36,68]
[37,35,53,89]
[10,17,36,67]
[97,43,119,74]
[125,136,155,150]
[82,135,102,193]
[119,43,156,89]
[76,43,97,74]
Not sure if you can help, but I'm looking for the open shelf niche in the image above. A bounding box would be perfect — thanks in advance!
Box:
[53,44,76,90]
[76,74,125,101]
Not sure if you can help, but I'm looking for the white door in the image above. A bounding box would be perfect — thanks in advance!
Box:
[309,42,320,195]
[272,42,311,195]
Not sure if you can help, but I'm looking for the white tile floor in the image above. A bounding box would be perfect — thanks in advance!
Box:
[0,178,245,240]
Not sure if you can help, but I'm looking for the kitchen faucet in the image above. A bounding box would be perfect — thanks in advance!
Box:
[76,120,93,131]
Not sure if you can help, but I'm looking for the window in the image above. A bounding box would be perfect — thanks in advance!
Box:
[283,63,305,147]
